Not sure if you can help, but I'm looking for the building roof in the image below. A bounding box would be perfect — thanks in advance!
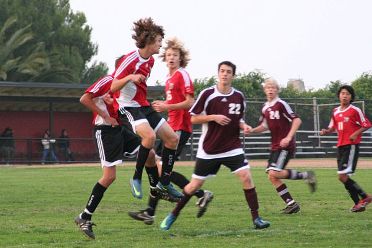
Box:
[0,81,165,112]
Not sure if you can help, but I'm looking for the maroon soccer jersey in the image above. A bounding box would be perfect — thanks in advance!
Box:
[260,98,299,151]
[190,86,245,158]
[113,50,154,108]
[85,75,117,126]
[165,68,194,133]
[328,104,371,147]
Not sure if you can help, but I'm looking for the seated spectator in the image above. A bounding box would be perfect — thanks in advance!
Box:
[41,129,58,164]
[0,127,15,165]
[59,129,74,162]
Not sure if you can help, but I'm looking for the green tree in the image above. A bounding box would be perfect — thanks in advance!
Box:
[0,0,106,83]
[352,73,372,100]
[0,16,49,81]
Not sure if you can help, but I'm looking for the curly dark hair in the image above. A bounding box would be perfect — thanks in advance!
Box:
[132,17,165,49]
[159,37,190,68]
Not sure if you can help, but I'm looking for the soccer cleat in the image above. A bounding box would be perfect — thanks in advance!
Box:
[350,202,366,212]
[281,202,300,214]
[128,209,154,225]
[196,190,214,218]
[74,216,96,239]
[305,171,317,193]
[253,217,270,229]
[160,213,177,231]
[359,194,372,208]
[156,182,184,200]
[130,178,143,199]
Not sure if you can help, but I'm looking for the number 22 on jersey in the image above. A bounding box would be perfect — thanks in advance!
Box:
[229,103,241,114]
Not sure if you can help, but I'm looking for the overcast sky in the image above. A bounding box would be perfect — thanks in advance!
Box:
[69,0,372,89]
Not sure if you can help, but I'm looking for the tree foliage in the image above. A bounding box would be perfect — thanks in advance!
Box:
[0,0,108,83]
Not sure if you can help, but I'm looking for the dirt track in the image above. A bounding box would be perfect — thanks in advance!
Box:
[4,158,372,169]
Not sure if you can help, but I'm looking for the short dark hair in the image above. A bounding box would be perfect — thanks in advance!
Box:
[337,85,355,103]
[218,61,236,75]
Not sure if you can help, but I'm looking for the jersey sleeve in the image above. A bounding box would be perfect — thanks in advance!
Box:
[85,77,112,98]
[189,89,209,115]
[281,101,299,120]
[177,70,194,97]
[113,55,134,80]
[354,108,372,128]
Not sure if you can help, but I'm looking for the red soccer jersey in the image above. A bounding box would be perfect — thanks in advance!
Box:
[165,68,194,133]
[85,75,117,126]
[113,50,154,109]
[328,104,371,146]
[260,98,299,151]
[190,86,245,158]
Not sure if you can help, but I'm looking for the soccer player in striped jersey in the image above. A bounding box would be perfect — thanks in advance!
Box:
[74,75,160,239]
[160,61,270,231]
[320,85,372,212]
[248,78,317,214]
[111,18,182,200]
[128,38,213,224]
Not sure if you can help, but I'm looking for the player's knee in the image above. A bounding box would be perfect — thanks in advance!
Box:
[268,171,278,182]
[101,175,116,186]
[164,133,179,148]
[338,174,348,183]
[142,132,156,147]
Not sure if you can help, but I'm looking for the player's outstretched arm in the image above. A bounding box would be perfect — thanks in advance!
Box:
[191,114,231,125]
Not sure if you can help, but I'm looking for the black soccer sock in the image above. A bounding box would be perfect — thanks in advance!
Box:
[276,184,295,205]
[344,178,364,203]
[194,189,205,198]
[146,189,160,216]
[81,182,107,220]
[133,145,151,180]
[160,146,176,185]
[170,171,190,188]
[244,188,259,221]
[287,169,306,180]
[145,166,159,187]
[172,190,192,217]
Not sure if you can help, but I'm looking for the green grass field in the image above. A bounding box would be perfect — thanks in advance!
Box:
[1,163,372,248]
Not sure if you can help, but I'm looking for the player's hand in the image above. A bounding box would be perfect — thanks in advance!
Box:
[242,124,252,135]
[104,116,119,127]
[213,115,231,126]
[103,93,114,105]
[131,74,146,84]
[152,100,167,112]
[349,133,358,142]
[279,137,291,148]
[319,129,327,136]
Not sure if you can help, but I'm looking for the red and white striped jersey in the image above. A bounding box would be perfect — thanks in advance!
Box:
[85,75,117,126]
[113,50,154,109]
[328,104,371,146]
[165,68,194,133]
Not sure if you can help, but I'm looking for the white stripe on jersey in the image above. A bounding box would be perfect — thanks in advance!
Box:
[189,86,214,114]
[351,105,367,123]
[279,99,295,115]
[90,76,113,93]
[178,68,192,87]
[114,52,138,78]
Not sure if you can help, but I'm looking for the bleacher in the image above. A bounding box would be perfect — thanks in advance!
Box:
[183,130,372,160]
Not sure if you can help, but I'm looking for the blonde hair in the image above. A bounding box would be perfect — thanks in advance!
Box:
[159,37,190,68]
[262,78,280,90]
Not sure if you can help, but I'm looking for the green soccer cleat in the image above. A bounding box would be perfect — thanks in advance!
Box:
[160,213,177,231]
[130,178,143,199]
